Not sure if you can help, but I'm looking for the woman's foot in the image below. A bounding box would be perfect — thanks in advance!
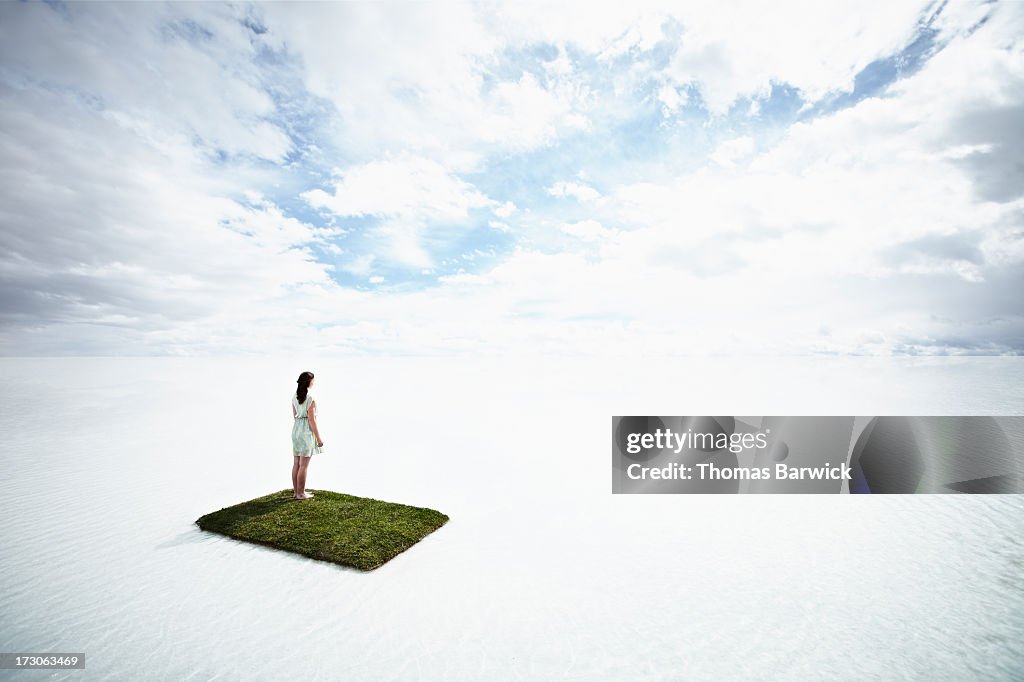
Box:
[303,490,315,498]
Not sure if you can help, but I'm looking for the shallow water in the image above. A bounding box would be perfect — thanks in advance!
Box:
[1,356,1023,680]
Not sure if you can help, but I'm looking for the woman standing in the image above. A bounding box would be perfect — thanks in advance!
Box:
[291,371,323,500]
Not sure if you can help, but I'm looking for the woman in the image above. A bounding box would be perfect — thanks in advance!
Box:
[291,371,324,500]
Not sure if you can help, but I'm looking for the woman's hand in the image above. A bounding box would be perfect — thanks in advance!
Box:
[317,439,324,447]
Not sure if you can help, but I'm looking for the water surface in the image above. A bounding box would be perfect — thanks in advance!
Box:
[1,356,1022,680]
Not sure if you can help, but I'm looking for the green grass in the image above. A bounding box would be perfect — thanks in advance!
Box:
[195,489,448,571]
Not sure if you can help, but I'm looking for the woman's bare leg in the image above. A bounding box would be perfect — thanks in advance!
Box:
[292,456,301,496]
[296,456,312,498]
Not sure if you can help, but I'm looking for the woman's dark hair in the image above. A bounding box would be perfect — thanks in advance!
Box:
[296,371,314,404]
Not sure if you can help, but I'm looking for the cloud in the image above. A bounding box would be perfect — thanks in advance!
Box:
[256,3,590,170]
[709,136,755,169]
[547,181,602,202]
[0,3,345,354]
[662,0,936,114]
[882,232,987,281]
[493,202,517,218]
[492,0,939,115]
[0,2,293,162]
[1,0,1022,356]
[301,155,499,268]
[656,84,688,116]
[560,219,618,242]
[302,156,495,221]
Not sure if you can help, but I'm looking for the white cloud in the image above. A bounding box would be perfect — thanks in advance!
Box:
[0,2,293,162]
[342,255,376,277]
[493,2,670,55]
[547,181,602,202]
[560,219,619,243]
[302,156,494,221]
[256,3,590,170]
[709,136,755,168]
[662,0,936,114]
[656,84,688,116]
[493,202,517,218]
[2,0,1022,356]
[480,72,592,150]
[0,83,343,354]
[495,0,939,115]
[300,155,499,269]
[372,220,436,269]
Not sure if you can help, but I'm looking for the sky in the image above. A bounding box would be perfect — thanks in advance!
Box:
[0,0,1022,356]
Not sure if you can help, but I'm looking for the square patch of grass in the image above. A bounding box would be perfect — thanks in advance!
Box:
[196,490,448,571]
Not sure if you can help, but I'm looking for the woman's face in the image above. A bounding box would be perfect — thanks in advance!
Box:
[309,377,315,388]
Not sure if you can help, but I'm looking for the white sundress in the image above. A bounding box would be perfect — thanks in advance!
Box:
[291,393,319,457]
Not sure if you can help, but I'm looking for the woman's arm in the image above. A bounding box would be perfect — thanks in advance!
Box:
[308,401,323,443]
